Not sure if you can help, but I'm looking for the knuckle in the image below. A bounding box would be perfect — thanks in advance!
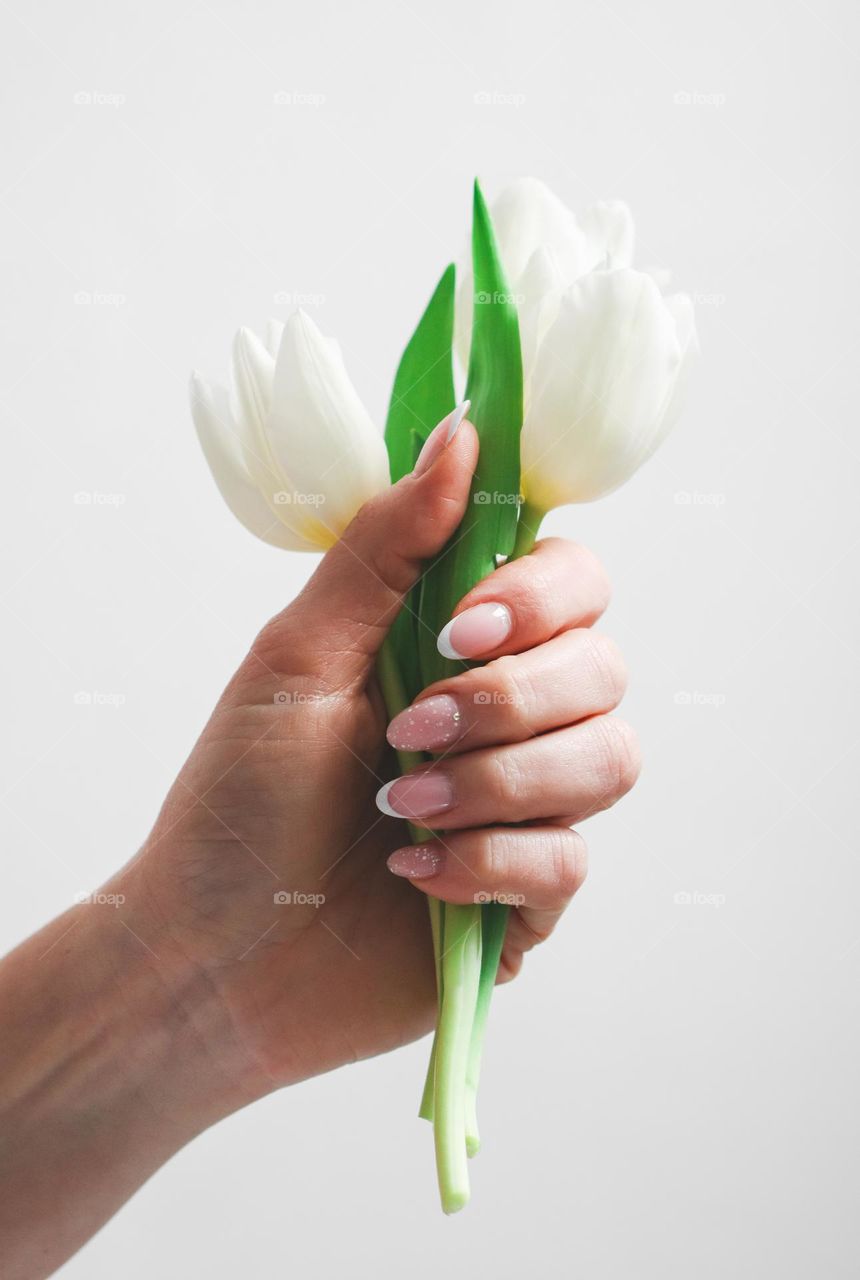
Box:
[591,716,642,800]
[483,656,533,728]
[582,632,628,708]
[476,829,508,883]
[488,749,528,811]
[576,543,612,614]
[547,827,588,899]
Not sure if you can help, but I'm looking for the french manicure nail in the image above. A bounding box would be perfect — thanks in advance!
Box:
[387,844,445,880]
[412,400,471,477]
[387,694,464,752]
[437,602,513,660]
[375,769,455,820]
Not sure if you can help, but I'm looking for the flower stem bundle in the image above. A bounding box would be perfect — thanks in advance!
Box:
[190,173,696,1216]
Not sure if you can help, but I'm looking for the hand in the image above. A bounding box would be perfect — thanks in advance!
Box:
[0,417,640,1276]
[127,415,639,1096]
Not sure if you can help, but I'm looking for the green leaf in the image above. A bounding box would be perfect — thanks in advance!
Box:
[385,263,457,484]
[417,180,523,688]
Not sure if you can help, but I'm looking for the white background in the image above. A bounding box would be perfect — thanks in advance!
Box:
[1,0,859,1275]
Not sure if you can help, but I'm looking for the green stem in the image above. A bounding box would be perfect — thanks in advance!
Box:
[433,903,482,1214]
[510,499,544,560]
[462,503,545,1155]
[377,636,443,1121]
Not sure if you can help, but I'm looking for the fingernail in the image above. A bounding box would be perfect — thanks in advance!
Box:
[376,769,455,820]
[412,400,470,477]
[387,694,464,752]
[437,602,512,660]
[387,844,445,880]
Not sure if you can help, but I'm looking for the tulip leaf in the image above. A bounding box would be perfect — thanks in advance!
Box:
[417,180,523,688]
[385,263,457,485]
[384,263,457,700]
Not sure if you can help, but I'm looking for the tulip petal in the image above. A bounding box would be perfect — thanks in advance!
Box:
[522,268,686,508]
[265,318,284,357]
[231,328,332,547]
[516,246,565,386]
[580,199,635,269]
[267,310,390,542]
[189,372,316,551]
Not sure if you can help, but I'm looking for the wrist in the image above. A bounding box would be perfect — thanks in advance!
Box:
[0,871,272,1275]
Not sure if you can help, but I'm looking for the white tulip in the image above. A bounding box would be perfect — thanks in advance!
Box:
[456,177,635,394]
[520,267,697,514]
[190,310,390,551]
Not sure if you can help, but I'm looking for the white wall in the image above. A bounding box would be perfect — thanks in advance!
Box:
[1,0,858,1275]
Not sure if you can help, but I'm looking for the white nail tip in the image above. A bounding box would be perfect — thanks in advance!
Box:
[445,399,470,443]
[375,780,403,817]
[436,618,466,660]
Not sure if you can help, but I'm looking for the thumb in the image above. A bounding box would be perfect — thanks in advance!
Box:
[268,406,478,687]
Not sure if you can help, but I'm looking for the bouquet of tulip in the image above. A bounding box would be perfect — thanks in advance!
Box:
[190,177,696,1213]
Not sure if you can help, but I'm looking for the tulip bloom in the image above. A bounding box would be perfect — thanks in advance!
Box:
[456,177,635,394]
[190,311,390,551]
[520,267,696,514]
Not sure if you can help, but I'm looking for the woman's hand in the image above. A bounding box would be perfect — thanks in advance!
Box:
[0,416,640,1276]
[128,416,639,1094]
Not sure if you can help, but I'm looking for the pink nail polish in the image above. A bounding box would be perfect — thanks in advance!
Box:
[376,769,455,820]
[412,400,470,477]
[387,844,445,880]
[437,602,513,660]
[387,694,463,752]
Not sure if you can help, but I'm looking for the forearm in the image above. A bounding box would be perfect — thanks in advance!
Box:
[0,872,263,1279]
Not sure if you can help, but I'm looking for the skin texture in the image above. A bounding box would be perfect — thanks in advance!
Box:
[0,421,639,1278]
